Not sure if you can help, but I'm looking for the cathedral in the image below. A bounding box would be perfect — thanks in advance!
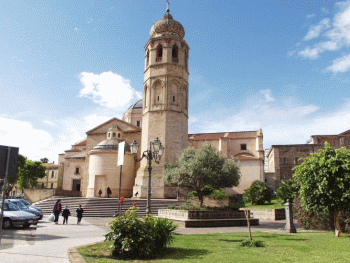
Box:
[59,8,265,199]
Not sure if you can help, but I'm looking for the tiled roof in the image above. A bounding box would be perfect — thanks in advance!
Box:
[188,131,259,141]
[73,139,87,146]
[65,149,81,153]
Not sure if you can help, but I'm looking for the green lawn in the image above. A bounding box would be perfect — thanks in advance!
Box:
[78,232,350,263]
[243,199,284,209]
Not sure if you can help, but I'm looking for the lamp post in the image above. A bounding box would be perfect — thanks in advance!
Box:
[130,138,164,214]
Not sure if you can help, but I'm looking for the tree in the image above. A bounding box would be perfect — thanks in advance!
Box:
[293,142,350,237]
[17,160,46,189]
[277,179,299,203]
[40,157,49,163]
[243,180,272,205]
[164,144,240,206]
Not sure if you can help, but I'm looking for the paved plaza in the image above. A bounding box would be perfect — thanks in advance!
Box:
[0,215,299,262]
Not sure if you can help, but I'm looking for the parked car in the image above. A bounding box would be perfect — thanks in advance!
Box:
[6,199,43,220]
[1,202,38,229]
[8,198,42,213]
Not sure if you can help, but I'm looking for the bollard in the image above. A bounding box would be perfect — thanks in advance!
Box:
[284,199,297,233]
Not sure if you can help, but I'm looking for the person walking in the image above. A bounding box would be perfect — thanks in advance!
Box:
[62,206,71,225]
[76,205,84,224]
[107,187,112,198]
[53,199,62,224]
[98,189,102,197]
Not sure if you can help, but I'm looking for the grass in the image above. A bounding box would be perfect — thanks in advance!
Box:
[78,231,350,263]
[243,199,284,209]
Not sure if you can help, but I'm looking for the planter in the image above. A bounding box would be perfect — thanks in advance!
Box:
[240,208,285,220]
[158,209,259,228]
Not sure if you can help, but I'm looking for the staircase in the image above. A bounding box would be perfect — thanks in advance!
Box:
[34,196,185,217]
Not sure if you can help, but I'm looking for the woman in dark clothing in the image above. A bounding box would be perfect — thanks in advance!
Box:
[107,187,112,198]
[53,199,62,224]
[76,205,84,224]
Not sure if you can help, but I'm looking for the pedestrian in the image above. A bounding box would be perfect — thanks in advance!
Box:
[98,189,102,197]
[62,206,71,225]
[107,187,112,198]
[53,199,62,224]
[76,205,84,224]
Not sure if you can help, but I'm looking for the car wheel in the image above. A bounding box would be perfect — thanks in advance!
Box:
[23,223,31,228]
[3,218,12,229]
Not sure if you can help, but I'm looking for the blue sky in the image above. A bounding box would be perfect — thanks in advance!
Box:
[1,0,350,162]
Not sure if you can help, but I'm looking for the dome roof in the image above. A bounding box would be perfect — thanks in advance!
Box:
[150,11,185,39]
[91,138,123,151]
[127,100,143,110]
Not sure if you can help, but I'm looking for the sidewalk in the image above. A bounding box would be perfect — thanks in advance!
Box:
[0,215,106,263]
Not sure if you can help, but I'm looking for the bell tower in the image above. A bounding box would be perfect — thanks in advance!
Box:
[133,7,189,198]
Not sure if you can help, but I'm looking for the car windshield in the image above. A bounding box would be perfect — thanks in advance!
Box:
[21,200,31,206]
[10,201,28,209]
[2,202,21,211]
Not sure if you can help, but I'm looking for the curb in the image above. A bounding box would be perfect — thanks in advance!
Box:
[68,241,103,263]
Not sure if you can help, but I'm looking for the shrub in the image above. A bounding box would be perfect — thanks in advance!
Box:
[105,207,177,259]
[240,239,264,247]
[243,180,272,205]
[187,190,198,197]
[293,197,350,233]
[277,179,299,203]
[202,185,215,196]
[209,189,229,200]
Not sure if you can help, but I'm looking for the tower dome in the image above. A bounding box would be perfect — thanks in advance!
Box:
[149,10,185,39]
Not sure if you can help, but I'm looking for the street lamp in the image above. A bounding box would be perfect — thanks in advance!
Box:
[130,137,164,214]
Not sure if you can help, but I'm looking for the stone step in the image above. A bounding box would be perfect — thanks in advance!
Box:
[34,196,185,217]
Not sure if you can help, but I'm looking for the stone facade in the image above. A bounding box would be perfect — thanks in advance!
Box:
[133,9,190,199]
[266,129,350,190]
[188,130,265,194]
[58,9,267,199]
[37,162,62,190]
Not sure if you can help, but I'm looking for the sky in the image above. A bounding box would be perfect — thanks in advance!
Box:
[0,0,350,163]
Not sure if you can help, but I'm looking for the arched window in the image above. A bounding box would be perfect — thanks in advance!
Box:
[112,132,116,138]
[146,50,149,67]
[156,44,163,62]
[172,45,178,63]
[144,86,149,108]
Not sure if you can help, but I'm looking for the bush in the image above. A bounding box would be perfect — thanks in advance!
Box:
[243,180,272,205]
[187,190,198,197]
[293,197,350,233]
[105,207,177,259]
[202,185,215,196]
[277,179,299,203]
[209,189,229,200]
[240,239,264,247]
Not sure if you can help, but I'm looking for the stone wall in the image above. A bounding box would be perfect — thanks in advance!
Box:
[241,208,285,220]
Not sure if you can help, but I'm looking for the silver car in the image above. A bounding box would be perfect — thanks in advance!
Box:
[6,199,43,220]
[18,199,42,212]
[1,202,38,229]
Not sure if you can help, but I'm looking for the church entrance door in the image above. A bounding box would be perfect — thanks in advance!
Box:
[72,179,81,191]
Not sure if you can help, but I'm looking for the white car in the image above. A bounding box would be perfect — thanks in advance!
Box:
[1,202,38,229]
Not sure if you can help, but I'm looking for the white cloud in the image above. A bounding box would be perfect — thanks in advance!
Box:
[326,53,350,73]
[44,120,53,125]
[188,91,350,150]
[79,71,142,110]
[259,89,275,102]
[294,1,350,73]
[0,117,54,161]
[307,13,316,19]
[303,18,331,41]
[298,47,321,59]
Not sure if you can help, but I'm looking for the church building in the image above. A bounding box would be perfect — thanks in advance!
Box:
[59,8,265,198]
